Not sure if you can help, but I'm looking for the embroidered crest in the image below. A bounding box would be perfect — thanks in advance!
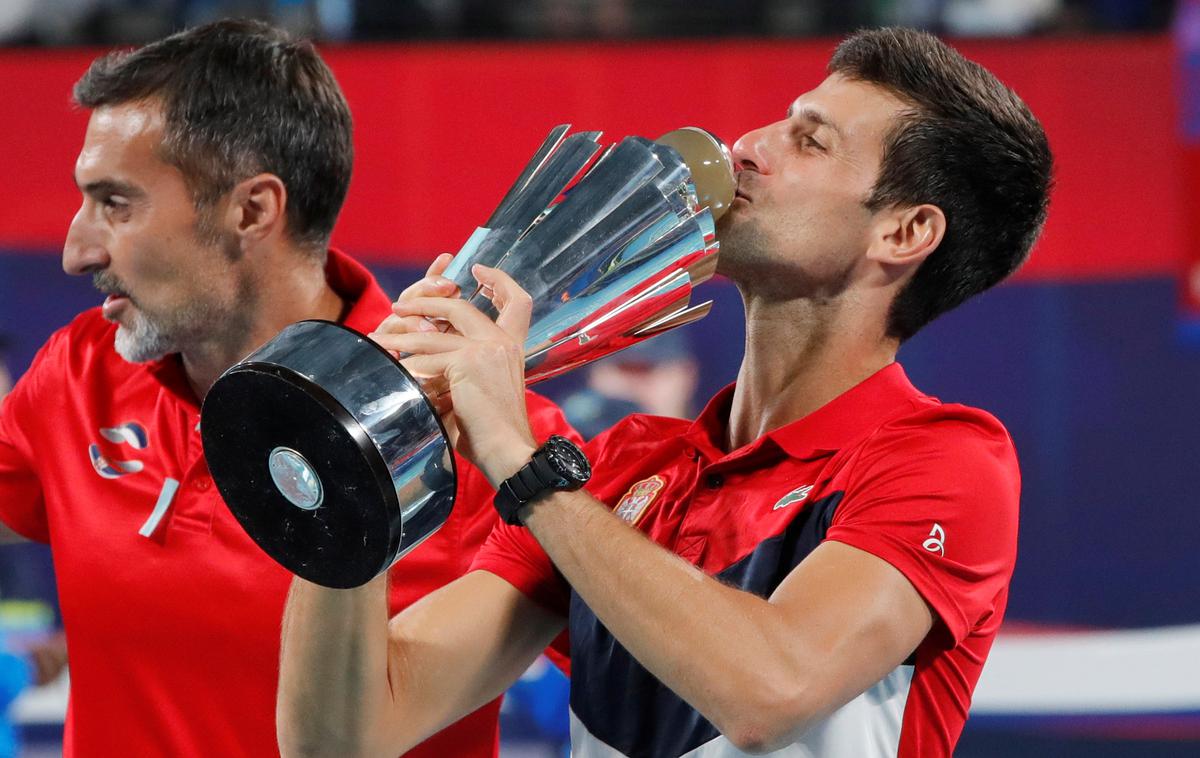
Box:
[614,475,666,526]
[773,484,814,511]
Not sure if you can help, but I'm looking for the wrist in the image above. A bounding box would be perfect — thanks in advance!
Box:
[492,435,591,526]
[484,440,539,489]
[517,491,561,526]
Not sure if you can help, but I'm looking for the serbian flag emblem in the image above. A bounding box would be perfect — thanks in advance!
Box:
[614,475,666,527]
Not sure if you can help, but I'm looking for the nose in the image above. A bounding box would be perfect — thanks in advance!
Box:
[62,205,110,276]
[730,122,776,177]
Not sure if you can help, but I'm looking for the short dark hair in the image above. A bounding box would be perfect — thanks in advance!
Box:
[830,28,1053,342]
[73,19,353,255]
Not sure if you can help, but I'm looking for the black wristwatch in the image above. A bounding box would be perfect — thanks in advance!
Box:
[493,435,591,525]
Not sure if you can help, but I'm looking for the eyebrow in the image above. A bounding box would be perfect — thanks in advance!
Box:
[787,104,844,139]
[76,177,145,200]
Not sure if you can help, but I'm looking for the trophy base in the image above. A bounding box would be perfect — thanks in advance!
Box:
[201,321,456,589]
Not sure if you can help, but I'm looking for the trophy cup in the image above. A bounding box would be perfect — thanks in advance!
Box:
[200,125,734,588]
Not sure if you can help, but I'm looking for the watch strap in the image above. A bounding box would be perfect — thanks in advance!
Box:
[506,456,560,502]
[493,437,584,526]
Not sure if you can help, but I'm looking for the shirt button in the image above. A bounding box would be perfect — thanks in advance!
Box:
[194,477,212,491]
[705,473,724,489]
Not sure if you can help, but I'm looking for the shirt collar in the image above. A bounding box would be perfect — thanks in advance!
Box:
[325,247,394,332]
[686,384,737,458]
[686,362,927,461]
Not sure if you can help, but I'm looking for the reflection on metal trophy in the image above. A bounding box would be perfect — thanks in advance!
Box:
[200,125,734,588]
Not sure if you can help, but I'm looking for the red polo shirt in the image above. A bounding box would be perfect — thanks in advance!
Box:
[0,249,576,757]
[472,362,1019,757]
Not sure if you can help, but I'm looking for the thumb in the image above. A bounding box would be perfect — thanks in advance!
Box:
[472,264,532,342]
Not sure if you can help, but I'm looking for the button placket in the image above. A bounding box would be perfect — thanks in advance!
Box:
[167,450,218,534]
[677,464,722,558]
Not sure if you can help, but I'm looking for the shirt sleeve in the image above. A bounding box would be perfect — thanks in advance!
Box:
[0,333,68,543]
[467,392,586,618]
[822,405,1020,647]
[470,518,571,617]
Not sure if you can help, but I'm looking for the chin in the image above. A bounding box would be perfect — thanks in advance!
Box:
[113,320,175,365]
[713,224,767,273]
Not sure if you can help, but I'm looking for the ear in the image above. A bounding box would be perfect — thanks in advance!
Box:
[865,203,946,269]
[225,173,288,248]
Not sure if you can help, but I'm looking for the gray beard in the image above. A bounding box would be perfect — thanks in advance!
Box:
[112,288,254,366]
[98,231,255,365]
[113,309,178,364]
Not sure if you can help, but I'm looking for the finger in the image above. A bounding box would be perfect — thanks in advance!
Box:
[374,313,439,337]
[391,296,504,341]
[472,264,532,342]
[426,252,454,278]
[396,352,451,380]
[396,274,459,305]
[368,331,414,361]
[369,318,433,360]
[369,331,469,357]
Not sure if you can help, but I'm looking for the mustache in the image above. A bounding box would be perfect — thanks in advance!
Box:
[92,271,141,309]
[734,171,753,195]
[92,271,130,298]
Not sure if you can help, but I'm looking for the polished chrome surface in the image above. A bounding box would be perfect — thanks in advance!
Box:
[445,131,604,296]
[449,125,731,379]
[484,124,570,226]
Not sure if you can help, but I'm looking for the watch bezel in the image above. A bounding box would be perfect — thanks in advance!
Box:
[543,435,591,485]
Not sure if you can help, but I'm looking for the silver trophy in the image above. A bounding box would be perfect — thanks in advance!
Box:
[201,125,734,588]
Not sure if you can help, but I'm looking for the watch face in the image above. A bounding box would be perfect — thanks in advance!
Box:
[546,436,591,483]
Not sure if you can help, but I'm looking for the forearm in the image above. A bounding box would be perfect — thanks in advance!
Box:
[523,493,817,749]
[278,575,395,758]
[278,568,566,758]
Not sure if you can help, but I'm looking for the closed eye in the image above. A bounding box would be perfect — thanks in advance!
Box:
[96,193,134,221]
[79,178,143,212]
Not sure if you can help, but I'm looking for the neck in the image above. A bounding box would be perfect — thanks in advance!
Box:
[181,250,345,399]
[726,288,898,451]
